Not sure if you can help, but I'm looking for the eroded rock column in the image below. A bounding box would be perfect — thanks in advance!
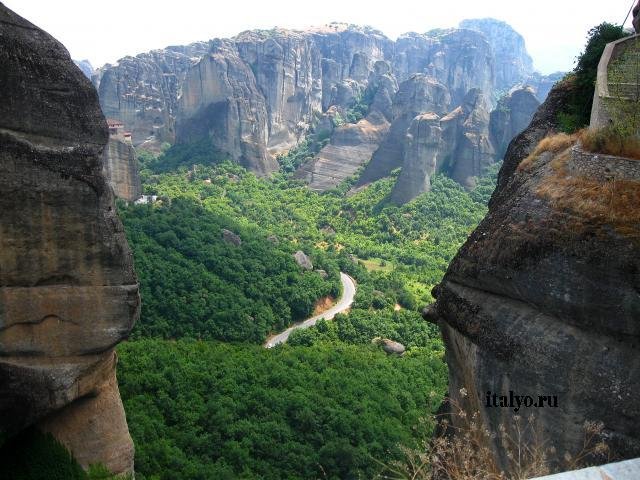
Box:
[0,3,139,475]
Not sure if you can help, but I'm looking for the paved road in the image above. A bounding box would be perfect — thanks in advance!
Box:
[264,272,356,348]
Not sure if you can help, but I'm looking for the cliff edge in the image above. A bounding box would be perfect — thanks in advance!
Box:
[426,78,640,468]
[0,3,139,475]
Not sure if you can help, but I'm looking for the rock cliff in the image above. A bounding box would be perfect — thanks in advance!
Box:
[425,79,640,469]
[0,3,139,475]
[102,135,142,202]
[459,18,534,91]
[490,86,540,160]
[93,42,210,147]
[97,19,542,183]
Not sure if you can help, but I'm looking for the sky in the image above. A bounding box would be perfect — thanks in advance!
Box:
[4,0,638,74]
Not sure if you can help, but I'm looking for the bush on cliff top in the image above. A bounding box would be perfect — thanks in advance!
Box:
[557,22,628,133]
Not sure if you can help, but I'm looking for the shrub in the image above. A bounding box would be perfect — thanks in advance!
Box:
[557,23,628,133]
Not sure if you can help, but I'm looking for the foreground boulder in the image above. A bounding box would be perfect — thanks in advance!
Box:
[426,79,640,469]
[0,3,139,475]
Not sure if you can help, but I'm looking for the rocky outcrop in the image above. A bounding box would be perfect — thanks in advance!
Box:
[425,79,640,469]
[389,113,442,203]
[97,20,535,178]
[0,4,138,475]
[445,89,495,188]
[294,251,313,270]
[93,42,210,147]
[222,229,242,246]
[73,59,94,79]
[524,71,565,102]
[459,18,533,90]
[296,61,398,190]
[393,28,494,107]
[176,40,276,175]
[490,86,540,159]
[102,136,142,202]
[389,88,495,202]
[379,338,406,355]
[357,74,451,185]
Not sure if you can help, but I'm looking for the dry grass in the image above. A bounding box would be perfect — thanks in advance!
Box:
[376,392,610,480]
[577,127,640,160]
[517,133,576,173]
[535,151,640,236]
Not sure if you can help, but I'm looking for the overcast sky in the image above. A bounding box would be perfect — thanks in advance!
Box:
[4,0,637,74]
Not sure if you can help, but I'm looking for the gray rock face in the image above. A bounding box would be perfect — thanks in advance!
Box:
[96,20,533,179]
[524,71,565,102]
[176,40,276,175]
[393,29,495,106]
[389,113,442,204]
[0,4,138,475]
[445,88,495,189]
[459,18,534,90]
[380,338,406,355]
[93,42,210,147]
[73,59,94,79]
[490,87,540,160]
[102,136,142,202]
[426,79,640,470]
[357,74,451,185]
[296,62,398,190]
[294,251,313,270]
[222,229,242,246]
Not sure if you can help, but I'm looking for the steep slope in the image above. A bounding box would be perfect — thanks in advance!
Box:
[96,20,540,182]
[459,18,534,90]
[490,86,540,159]
[425,79,640,468]
[93,42,210,147]
[0,3,139,475]
[102,135,142,202]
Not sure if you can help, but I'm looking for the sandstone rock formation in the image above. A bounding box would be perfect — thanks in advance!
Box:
[296,61,398,190]
[0,4,139,475]
[96,19,542,181]
[388,88,496,203]
[389,113,442,204]
[490,86,540,160]
[73,59,94,79]
[93,41,210,147]
[459,18,534,90]
[176,39,276,175]
[294,251,313,270]
[357,74,451,186]
[425,79,640,469]
[102,134,142,202]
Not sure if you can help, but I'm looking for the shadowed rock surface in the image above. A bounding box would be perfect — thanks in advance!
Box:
[490,86,540,160]
[459,18,533,90]
[97,20,541,181]
[425,79,640,469]
[102,135,142,202]
[94,42,210,147]
[296,61,398,190]
[0,3,139,475]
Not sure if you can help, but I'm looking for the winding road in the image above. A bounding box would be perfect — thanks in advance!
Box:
[264,272,356,348]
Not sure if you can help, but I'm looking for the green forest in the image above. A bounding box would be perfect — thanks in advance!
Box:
[108,149,499,479]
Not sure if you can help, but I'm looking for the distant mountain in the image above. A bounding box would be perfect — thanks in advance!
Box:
[73,58,94,79]
[94,19,552,202]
